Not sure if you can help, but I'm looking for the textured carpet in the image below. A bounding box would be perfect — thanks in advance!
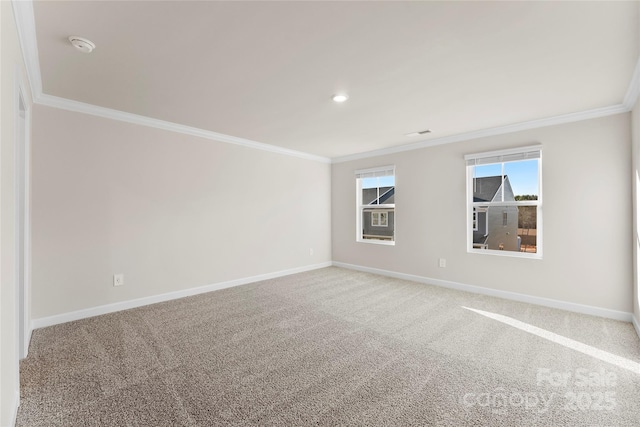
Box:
[17,267,640,426]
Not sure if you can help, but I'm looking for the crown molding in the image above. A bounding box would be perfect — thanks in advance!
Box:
[12,0,330,164]
[624,56,640,110]
[12,0,42,100]
[331,103,630,163]
[36,94,331,163]
[12,0,640,165]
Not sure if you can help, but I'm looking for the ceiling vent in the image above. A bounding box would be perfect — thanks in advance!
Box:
[405,129,432,137]
[68,36,95,53]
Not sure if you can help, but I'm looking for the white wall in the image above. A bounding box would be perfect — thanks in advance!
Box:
[31,105,331,319]
[332,113,632,313]
[1,1,33,425]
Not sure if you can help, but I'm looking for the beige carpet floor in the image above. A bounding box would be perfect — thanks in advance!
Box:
[17,267,640,426]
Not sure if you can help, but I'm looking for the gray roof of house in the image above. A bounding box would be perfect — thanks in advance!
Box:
[363,186,395,204]
[473,176,505,202]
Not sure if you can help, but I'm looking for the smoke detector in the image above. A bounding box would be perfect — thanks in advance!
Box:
[68,36,95,53]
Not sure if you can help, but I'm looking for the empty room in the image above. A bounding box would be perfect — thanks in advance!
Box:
[2,1,640,426]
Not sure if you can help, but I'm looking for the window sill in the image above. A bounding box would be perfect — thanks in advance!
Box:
[468,248,542,259]
[357,239,395,246]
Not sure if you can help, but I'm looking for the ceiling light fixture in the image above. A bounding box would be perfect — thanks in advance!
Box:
[68,36,95,53]
[405,129,432,137]
[332,94,348,103]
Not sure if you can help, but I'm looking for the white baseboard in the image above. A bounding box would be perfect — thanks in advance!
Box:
[633,315,640,339]
[9,389,19,427]
[332,262,634,322]
[22,325,32,359]
[32,262,332,329]
[29,260,638,331]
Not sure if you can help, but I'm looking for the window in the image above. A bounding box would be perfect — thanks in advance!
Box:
[355,166,395,244]
[473,207,488,234]
[372,211,388,227]
[465,146,541,257]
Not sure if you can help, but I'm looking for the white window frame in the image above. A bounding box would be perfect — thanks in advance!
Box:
[465,145,542,259]
[355,165,395,245]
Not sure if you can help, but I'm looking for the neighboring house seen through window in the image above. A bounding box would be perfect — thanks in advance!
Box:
[372,211,388,227]
[355,166,395,244]
[473,207,488,233]
[465,146,541,257]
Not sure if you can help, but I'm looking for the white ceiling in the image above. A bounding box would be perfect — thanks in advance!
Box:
[30,1,639,159]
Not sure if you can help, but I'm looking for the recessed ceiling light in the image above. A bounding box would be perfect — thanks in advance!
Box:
[332,94,348,103]
[405,129,432,137]
[68,36,95,53]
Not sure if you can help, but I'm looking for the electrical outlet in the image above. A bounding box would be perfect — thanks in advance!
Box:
[310,248,314,256]
[439,258,446,268]
[113,274,124,287]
